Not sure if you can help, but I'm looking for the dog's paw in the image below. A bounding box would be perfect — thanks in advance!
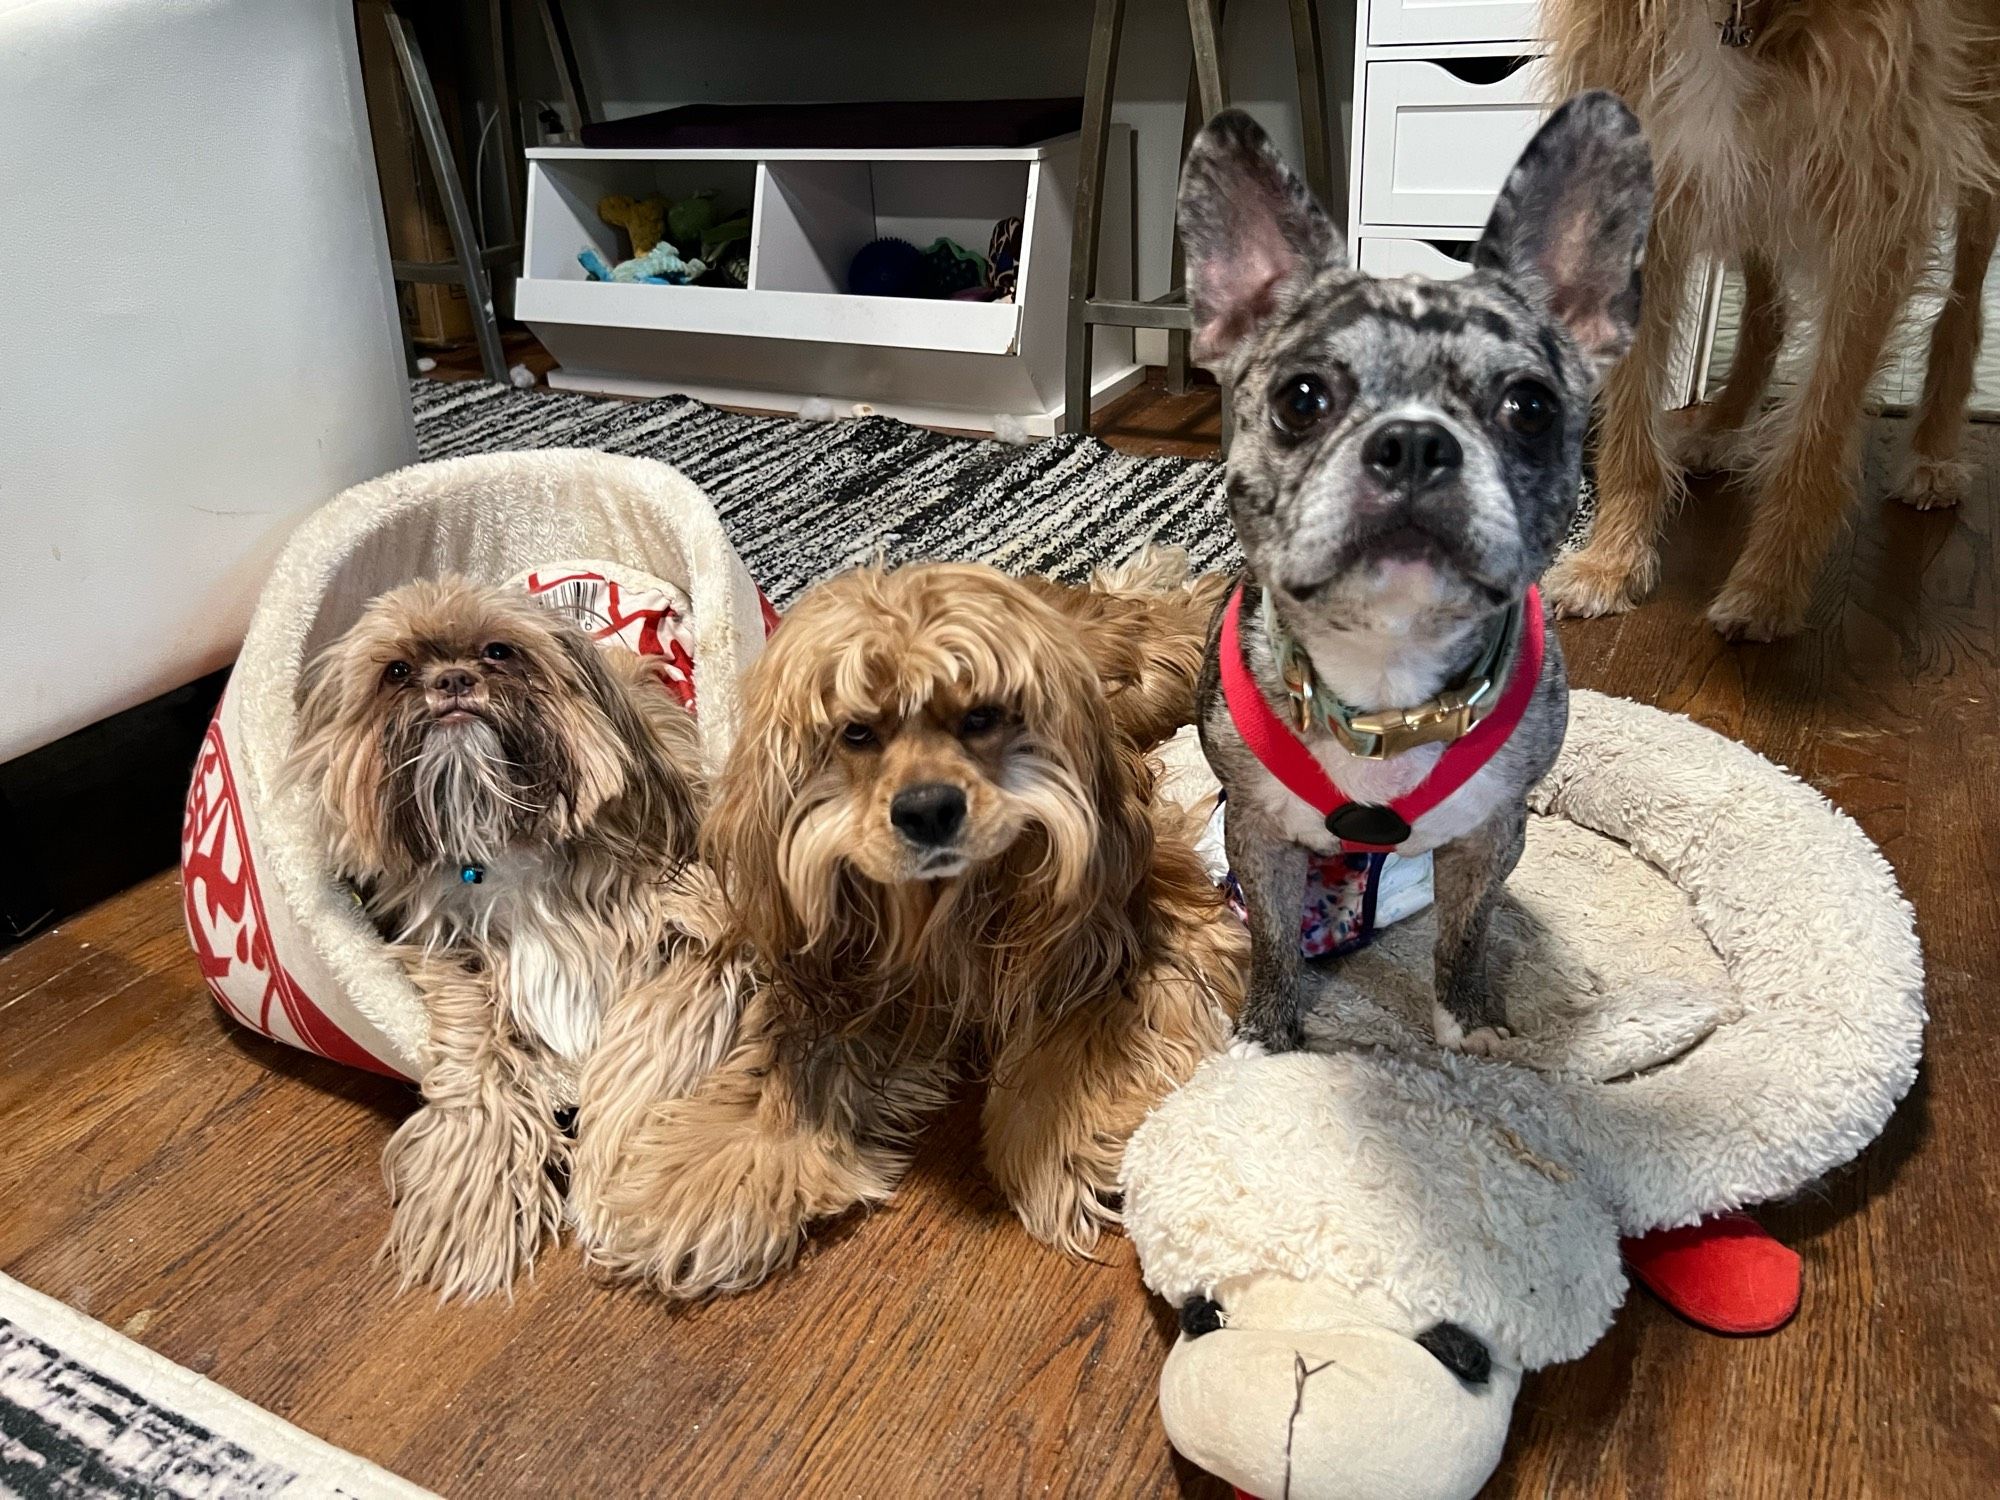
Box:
[1432,1005,1513,1056]
[1225,1034,1270,1060]
[574,1090,897,1298]
[1890,451,1971,511]
[1010,1168,1120,1258]
[382,1102,564,1300]
[1455,1026,1515,1057]
[1664,405,1746,474]
[1543,547,1655,619]
[574,1141,806,1298]
[584,1170,808,1300]
[986,1100,1124,1257]
[1706,578,1808,642]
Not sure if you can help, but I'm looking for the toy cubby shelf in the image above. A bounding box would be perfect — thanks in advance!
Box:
[516,133,1140,436]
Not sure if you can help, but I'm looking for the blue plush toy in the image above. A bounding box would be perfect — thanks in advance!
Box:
[579,243,706,286]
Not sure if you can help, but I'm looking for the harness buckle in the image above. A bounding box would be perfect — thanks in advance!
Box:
[1282,659,1317,735]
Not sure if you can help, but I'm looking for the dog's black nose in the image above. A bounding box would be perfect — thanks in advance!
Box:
[431,668,476,697]
[890,782,967,847]
[1361,419,1462,490]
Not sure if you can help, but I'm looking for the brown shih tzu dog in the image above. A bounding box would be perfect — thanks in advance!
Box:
[569,560,1247,1297]
[287,577,736,1299]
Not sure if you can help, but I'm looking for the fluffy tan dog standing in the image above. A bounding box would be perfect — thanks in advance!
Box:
[287,578,739,1299]
[569,559,1246,1298]
[1542,0,2000,640]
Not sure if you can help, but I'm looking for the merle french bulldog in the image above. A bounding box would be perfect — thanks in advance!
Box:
[1182,92,1655,1053]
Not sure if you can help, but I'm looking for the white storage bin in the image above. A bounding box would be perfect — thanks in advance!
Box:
[1367,0,1540,47]
[1358,57,1551,229]
[514,136,1140,436]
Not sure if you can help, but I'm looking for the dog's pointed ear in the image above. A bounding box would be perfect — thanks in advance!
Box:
[1178,109,1344,369]
[1473,90,1654,376]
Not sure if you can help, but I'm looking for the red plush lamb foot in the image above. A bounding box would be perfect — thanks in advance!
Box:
[1622,1213,1801,1335]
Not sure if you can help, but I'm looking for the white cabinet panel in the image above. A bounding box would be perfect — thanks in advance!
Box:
[1359,59,1551,229]
[1368,0,1541,47]
[1356,236,1477,280]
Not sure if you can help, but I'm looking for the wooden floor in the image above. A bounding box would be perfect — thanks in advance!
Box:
[2,375,1995,1497]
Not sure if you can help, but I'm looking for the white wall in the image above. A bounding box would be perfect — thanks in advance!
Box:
[0,0,415,759]
[499,0,1356,361]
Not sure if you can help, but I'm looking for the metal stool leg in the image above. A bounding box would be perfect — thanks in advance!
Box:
[385,1,507,384]
[1166,0,1230,396]
[1187,0,1232,449]
[537,0,592,138]
[1165,55,1202,396]
[1186,0,1227,120]
[489,0,525,245]
[1068,0,1263,443]
[1066,0,1127,437]
[1286,0,1340,210]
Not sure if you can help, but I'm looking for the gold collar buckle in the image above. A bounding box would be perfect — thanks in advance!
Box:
[1346,686,1486,760]
[1264,586,1520,760]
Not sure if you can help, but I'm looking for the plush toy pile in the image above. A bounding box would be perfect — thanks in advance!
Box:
[585,192,752,287]
[844,216,1024,302]
[1125,693,1925,1500]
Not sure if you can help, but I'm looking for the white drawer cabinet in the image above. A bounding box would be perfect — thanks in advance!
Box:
[1356,58,1551,229]
[1355,236,1476,280]
[1344,0,1718,411]
[1367,0,1540,47]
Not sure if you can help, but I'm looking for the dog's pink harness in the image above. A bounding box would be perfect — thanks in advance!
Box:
[1218,584,1545,854]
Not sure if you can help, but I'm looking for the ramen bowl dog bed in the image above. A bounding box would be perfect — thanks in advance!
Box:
[181,450,773,1083]
[1125,692,1924,1500]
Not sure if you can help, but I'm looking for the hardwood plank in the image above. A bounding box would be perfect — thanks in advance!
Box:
[2,387,1993,1498]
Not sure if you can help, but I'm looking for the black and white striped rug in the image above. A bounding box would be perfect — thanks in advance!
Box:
[0,1273,429,1498]
[411,381,1596,605]
[412,381,1235,606]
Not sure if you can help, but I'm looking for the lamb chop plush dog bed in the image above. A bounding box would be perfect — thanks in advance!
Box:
[1128,691,1924,1500]
[181,451,771,1084]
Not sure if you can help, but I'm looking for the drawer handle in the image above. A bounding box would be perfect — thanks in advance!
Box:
[1422,240,1475,264]
[1434,55,1536,87]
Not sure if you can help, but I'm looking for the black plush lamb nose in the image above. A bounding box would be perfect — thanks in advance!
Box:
[431,667,476,697]
[890,783,967,847]
[1362,419,1462,490]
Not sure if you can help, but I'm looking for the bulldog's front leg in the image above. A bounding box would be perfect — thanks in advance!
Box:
[1223,803,1313,1052]
[1430,803,1528,1054]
